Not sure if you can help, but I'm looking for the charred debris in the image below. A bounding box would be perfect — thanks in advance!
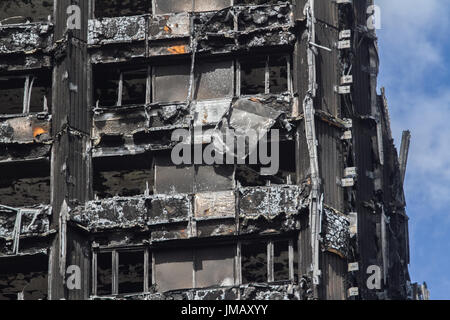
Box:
[0,0,415,300]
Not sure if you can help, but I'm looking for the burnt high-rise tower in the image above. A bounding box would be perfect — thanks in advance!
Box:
[0,0,412,300]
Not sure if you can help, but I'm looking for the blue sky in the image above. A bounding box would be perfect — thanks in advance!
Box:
[376,0,450,300]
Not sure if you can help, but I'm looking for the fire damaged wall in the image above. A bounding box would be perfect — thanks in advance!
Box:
[0,0,412,301]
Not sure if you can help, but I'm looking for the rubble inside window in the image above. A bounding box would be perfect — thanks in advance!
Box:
[94,0,151,18]
[0,253,48,300]
[0,0,53,25]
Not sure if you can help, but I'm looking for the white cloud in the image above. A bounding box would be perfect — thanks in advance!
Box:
[375,0,450,211]
[376,0,450,87]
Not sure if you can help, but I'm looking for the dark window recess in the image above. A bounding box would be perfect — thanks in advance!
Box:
[94,0,151,18]
[97,252,113,296]
[240,59,266,95]
[194,60,233,100]
[0,160,51,207]
[97,135,125,149]
[93,154,154,199]
[153,64,190,103]
[0,77,25,115]
[0,253,48,300]
[154,153,235,194]
[241,242,267,284]
[273,241,289,281]
[118,251,145,294]
[154,249,193,292]
[93,68,120,107]
[122,69,147,106]
[0,0,53,25]
[269,56,288,94]
[194,246,235,288]
[30,75,52,113]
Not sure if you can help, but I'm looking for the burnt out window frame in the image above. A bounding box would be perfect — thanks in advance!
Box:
[237,54,292,97]
[94,66,151,108]
[238,238,296,285]
[0,74,50,116]
[92,246,151,297]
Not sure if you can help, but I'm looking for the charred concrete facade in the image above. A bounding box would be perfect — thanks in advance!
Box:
[0,0,413,300]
